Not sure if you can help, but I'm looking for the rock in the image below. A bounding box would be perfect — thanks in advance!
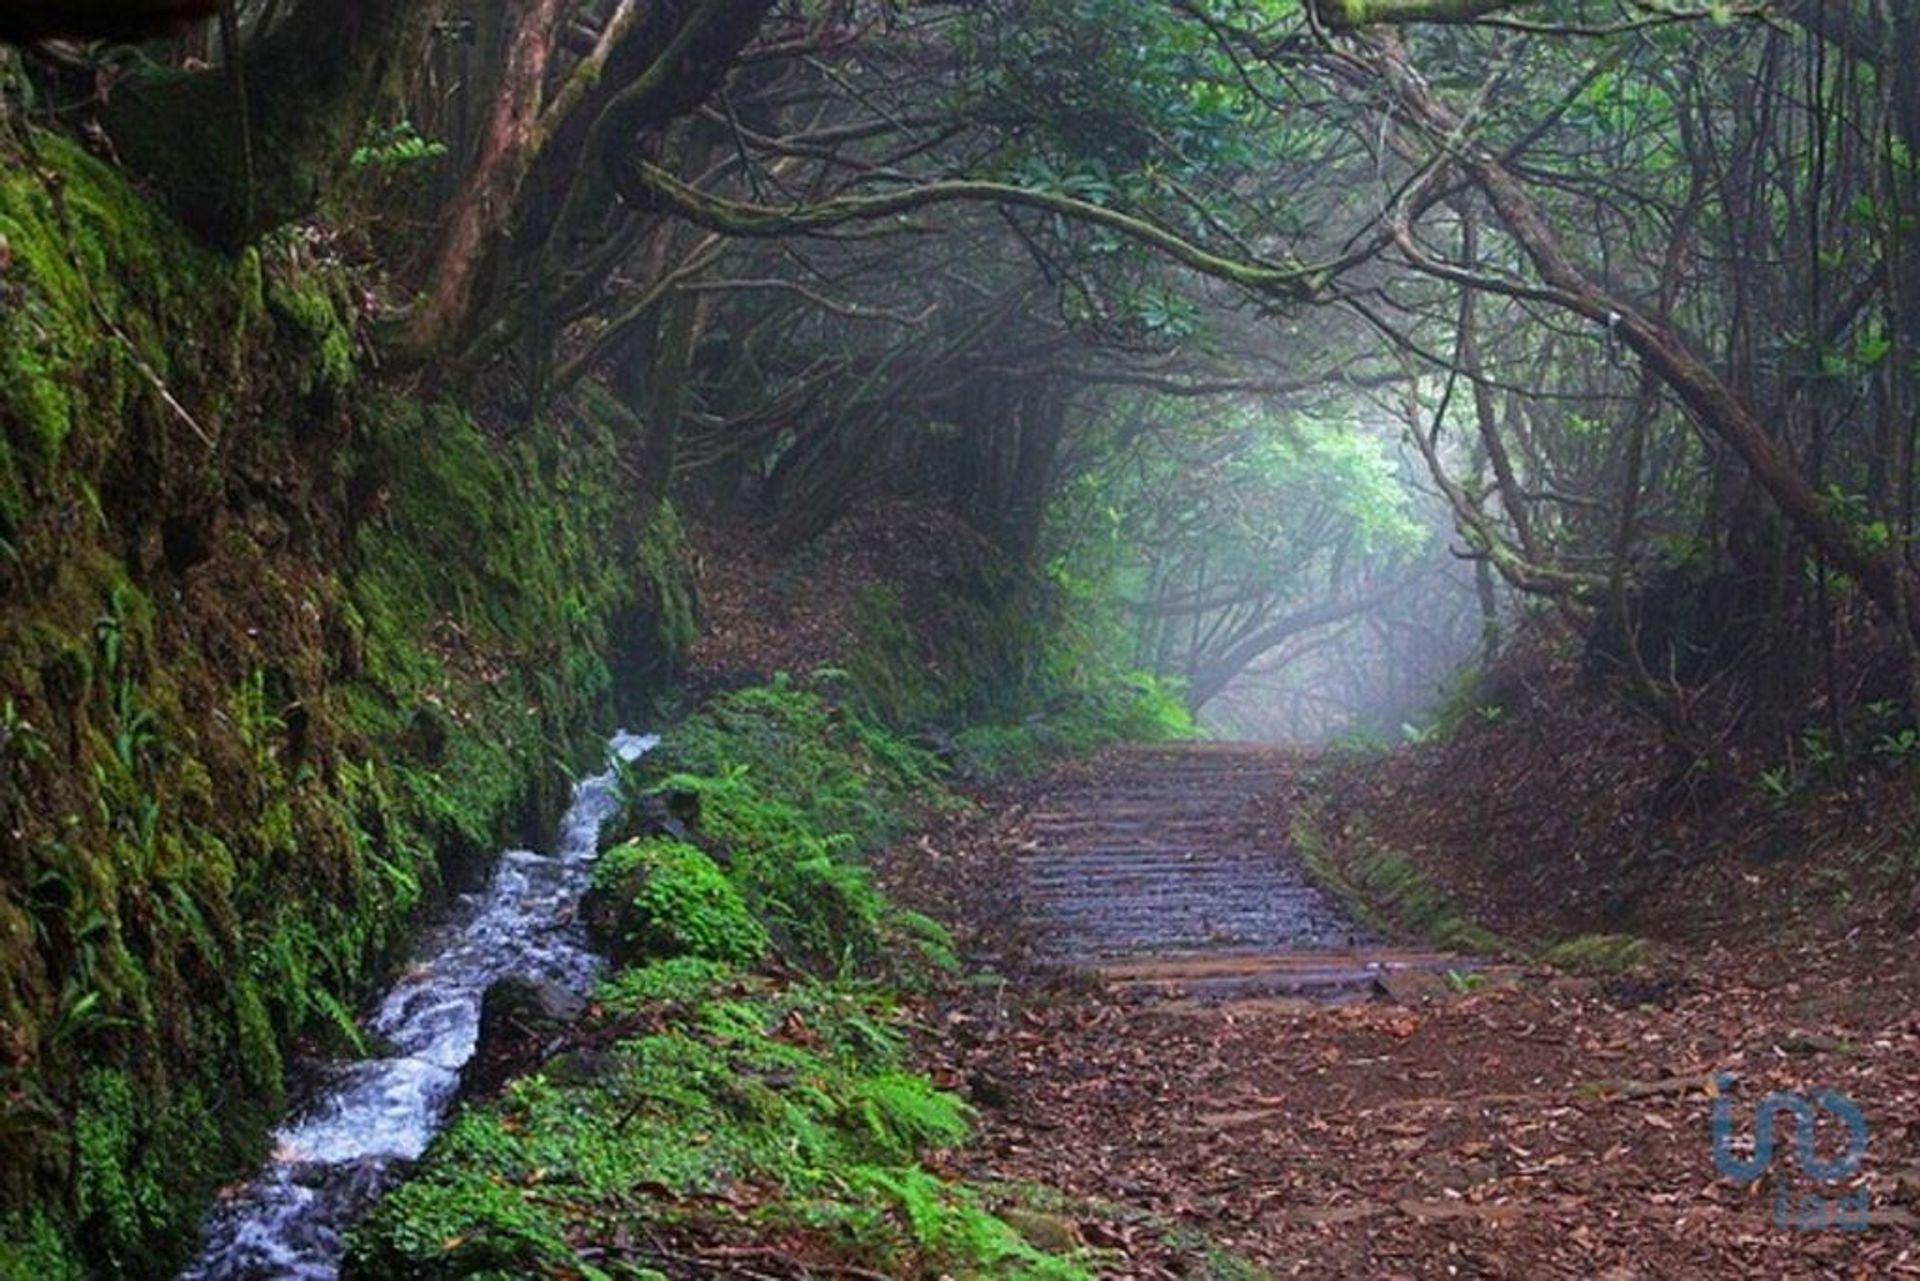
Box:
[584,839,765,965]
[546,1048,625,1087]
[999,1208,1082,1252]
[1372,968,1452,1004]
[595,788,708,857]
[460,977,586,1099]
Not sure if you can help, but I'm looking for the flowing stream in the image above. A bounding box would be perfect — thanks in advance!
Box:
[181,730,658,1280]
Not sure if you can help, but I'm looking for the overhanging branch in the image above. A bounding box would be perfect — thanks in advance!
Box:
[620,161,1327,301]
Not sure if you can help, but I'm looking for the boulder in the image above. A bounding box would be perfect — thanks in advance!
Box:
[595,788,707,857]
[460,976,586,1099]
[1371,967,1453,1004]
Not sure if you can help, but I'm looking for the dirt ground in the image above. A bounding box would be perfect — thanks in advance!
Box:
[881,747,1920,1279]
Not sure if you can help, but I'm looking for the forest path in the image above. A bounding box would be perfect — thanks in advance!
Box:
[1014,742,1463,1000]
[888,744,1920,1278]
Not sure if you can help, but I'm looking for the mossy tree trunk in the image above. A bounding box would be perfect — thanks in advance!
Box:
[404,0,568,352]
[449,0,775,367]
[102,0,446,250]
[948,378,1068,567]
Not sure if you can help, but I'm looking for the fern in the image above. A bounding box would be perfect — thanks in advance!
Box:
[309,986,368,1057]
[846,1073,971,1158]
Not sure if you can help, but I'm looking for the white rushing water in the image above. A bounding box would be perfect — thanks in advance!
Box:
[181,730,658,1280]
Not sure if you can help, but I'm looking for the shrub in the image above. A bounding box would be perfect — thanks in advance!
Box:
[618,678,955,972]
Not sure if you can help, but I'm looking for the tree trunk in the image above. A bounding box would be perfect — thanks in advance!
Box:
[405,0,568,352]
[1374,37,1920,645]
[0,0,218,44]
[452,0,774,366]
[104,0,446,249]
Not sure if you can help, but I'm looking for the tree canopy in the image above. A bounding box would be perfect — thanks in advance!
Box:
[9,0,1916,733]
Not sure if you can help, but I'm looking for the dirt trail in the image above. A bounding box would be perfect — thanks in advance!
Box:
[898,745,1920,1279]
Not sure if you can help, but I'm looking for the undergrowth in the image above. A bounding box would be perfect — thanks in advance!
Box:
[592,839,768,966]
[347,968,1088,1279]
[1291,813,1511,956]
[845,584,1194,779]
[0,133,696,1275]
[622,676,959,975]
[347,676,1098,1278]
[1294,814,1655,976]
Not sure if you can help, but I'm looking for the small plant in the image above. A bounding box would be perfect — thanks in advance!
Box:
[596,955,743,1009]
[1325,725,1391,756]
[1800,726,1837,769]
[1418,663,1498,740]
[49,987,122,1049]
[309,987,369,1058]
[350,121,448,169]
[843,1072,972,1159]
[1872,728,1920,762]
[1,697,49,763]
[1756,766,1793,800]
[1444,968,1489,994]
[233,669,286,779]
[95,593,126,678]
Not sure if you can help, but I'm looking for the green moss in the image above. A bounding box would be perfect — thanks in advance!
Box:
[229,976,284,1097]
[347,974,1085,1281]
[345,1167,575,1278]
[1535,933,1653,975]
[1,343,74,462]
[266,275,355,396]
[596,956,743,1008]
[843,1072,972,1154]
[0,130,696,1275]
[593,839,768,965]
[70,1068,211,1266]
[639,501,699,661]
[233,246,267,334]
[1291,814,1511,957]
[632,678,954,971]
[0,1212,83,1281]
[0,133,240,505]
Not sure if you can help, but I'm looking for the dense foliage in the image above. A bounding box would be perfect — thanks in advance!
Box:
[347,677,1124,1278]
[3,0,1920,1270]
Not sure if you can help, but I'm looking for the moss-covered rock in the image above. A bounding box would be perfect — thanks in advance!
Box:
[590,838,768,965]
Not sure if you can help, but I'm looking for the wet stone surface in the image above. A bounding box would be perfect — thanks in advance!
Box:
[1017,743,1463,999]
